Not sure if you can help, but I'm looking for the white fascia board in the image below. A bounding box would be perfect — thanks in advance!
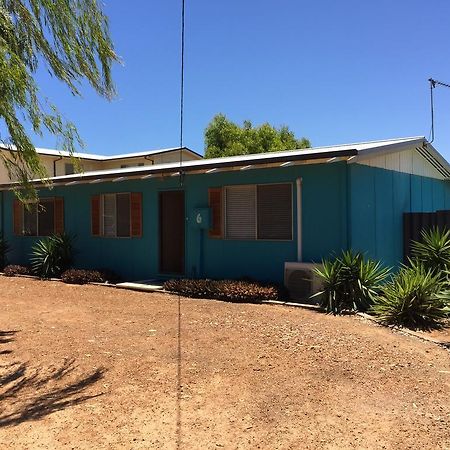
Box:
[355,138,426,159]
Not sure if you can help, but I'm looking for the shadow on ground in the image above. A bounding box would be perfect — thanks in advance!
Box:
[0,330,105,427]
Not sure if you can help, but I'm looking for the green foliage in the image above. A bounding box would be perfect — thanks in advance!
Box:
[61,268,118,285]
[0,234,10,269]
[30,233,74,278]
[0,1,118,199]
[163,278,282,303]
[4,264,31,276]
[204,113,311,158]
[371,263,450,330]
[410,227,450,276]
[314,251,391,314]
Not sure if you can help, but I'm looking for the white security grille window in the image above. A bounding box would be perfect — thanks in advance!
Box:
[225,183,292,240]
[91,193,142,238]
[103,194,117,237]
[225,185,256,239]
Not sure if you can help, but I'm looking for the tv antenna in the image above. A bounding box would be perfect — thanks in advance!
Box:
[428,77,450,143]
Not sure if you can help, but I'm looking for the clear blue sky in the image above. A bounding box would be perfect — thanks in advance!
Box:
[31,0,450,159]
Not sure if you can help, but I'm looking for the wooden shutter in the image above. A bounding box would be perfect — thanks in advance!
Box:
[130,192,142,237]
[257,184,292,240]
[208,188,223,238]
[13,200,23,235]
[225,185,256,240]
[54,197,64,234]
[91,195,101,236]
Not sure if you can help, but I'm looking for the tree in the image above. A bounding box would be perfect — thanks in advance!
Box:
[0,0,119,199]
[204,114,311,158]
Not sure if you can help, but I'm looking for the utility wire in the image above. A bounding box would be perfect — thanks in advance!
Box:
[179,0,186,183]
[177,1,186,449]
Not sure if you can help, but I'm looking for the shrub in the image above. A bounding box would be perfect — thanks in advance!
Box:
[0,235,10,269]
[313,250,390,314]
[3,264,31,276]
[371,263,450,330]
[30,233,74,278]
[410,227,450,276]
[163,278,281,303]
[61,269,118,285]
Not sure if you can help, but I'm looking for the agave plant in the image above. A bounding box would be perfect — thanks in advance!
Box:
[31,233,74,278]
[312,258,343,314]
[371,262,450,330]
[410,227,450,276]
[313,250,390,314]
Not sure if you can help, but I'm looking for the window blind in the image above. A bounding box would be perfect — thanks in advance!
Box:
[225,185,256,240]
[257,184,292,240]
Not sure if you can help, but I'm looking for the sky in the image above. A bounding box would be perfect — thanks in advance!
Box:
[28,0,450,159]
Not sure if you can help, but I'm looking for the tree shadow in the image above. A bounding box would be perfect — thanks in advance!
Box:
[0,331,106,427]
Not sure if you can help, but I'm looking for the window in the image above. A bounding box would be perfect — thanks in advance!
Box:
[91,192,142,238]
[225,185,256,240]
[210,183,292,241]
[257,184,292,240]
[13,197,64,236]
[65,163,75,175]
[120,163,145,169]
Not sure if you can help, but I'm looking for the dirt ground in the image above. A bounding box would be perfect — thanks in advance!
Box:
[0,277,449,450]
[424,326,450,346]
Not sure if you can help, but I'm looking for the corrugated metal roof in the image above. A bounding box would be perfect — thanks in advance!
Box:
[3,136,448,189]
[0,144,202,161]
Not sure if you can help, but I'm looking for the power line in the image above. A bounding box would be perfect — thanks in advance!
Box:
[176,1,186,449]
[179,0,186,186]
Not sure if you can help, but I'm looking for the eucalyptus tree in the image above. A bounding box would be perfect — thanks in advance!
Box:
[204,113,311,158]
[0,0,119,198]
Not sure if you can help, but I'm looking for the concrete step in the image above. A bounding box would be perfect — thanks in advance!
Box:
[116,279,164,292]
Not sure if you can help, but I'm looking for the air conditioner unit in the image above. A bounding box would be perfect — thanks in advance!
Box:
[284,262,323,302]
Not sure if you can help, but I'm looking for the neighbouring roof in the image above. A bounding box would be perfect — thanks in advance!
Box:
[0,144,203,161]
[2,136,449,189]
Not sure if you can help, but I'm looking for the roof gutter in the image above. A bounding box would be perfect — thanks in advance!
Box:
[53,156,63,177]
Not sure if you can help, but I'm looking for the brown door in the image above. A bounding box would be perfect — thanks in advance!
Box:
[159,190,185,274]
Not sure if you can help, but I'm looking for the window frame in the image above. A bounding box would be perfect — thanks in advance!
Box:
[98,192,133,239]
[223,182,294,242]
[21,197,57,237]
[64,163,75,175]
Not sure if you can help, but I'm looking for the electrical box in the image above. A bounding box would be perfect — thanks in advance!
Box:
[191,208,210,229]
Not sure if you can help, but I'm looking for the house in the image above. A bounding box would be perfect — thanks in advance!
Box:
[0,136,449,284]
[0,145,202,182]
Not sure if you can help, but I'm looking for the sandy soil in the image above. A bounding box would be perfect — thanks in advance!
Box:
[425,325,450,346]
[0,277,449,450]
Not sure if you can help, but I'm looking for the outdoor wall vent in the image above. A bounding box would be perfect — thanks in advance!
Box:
[284,262,323,302]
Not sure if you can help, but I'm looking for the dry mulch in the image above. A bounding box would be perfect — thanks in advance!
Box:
[0,277,449,449]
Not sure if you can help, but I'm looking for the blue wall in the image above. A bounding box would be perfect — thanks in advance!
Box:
[0,162,348,283]
[348,164,450,267]
[4,162,446,283]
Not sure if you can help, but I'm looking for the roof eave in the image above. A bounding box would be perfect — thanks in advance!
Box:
[0,148,358,190]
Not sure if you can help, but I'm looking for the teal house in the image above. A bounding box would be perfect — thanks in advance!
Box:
[1,136,450,287]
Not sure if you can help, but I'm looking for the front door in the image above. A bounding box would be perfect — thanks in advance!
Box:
[159,190,185,274]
